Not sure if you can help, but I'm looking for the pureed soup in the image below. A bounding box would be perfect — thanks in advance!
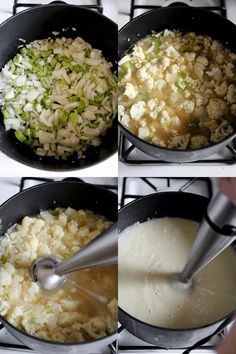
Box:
[118,217,236,329]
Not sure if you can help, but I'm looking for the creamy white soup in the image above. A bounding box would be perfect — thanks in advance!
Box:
[119,217,236,329]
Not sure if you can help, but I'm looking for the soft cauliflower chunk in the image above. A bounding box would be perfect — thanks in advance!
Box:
[207,98,227,120]
[0,208,117,343]
[130,101,146,120]
[136,67,150,82]
[227,84,236,104]
[118,29,236,149]
[138,127,150,139]
[190,135,209,149]
[124,83,138,99]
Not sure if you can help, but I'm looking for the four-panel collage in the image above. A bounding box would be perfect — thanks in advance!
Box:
[0,1,235,354]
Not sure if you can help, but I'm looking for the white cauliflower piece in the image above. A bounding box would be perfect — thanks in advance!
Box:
[227,84,236,104]
[168,134,191,149]
[180,100,195,114]
[206,66,222,81]
[124,83,138,99]
[133,45,145,60]
[144,78,154,91]
[148,65,158,76]
[0,268,12,286]
[166,45,179,58]
[149,100,165,119]
[160,110,171,127]
[185,52,196,62]
[215,53,224,64]
[207,98,227,120]
[214,82,228,97]
[147,99,157,111]
[162,57,170,71]
[136,67,150,82]
[210,121,233,143]
[156,79,166,90]
[163,29,175,37]
[171,116,181,126]
[231,104,236,116]
[138,127,150,139]
[193,56,208,78]
[130,101,146,120]
[190,135,209,149]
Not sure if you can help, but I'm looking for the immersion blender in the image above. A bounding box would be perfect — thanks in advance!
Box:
[179,191,236,285]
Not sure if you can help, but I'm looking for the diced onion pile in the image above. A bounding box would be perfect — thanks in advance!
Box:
[0,36,117,160]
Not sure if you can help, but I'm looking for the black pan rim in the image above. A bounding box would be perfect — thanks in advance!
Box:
[0,314,117,347]
[118,6,236,156]
[118,5,236,36]
[0,3,118,31]
[0,180,118,216]
[118,191,236,334]
[0,3,117,171]
[0,180,118,346]
[0,137,118,172]
[118,191,209,217]
[118,306,235,337]
[118,122,236,155]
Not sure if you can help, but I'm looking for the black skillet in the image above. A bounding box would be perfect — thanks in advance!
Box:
[0,180,117,353]
[118,6,236,163]
[0,3,117,171]
[118,191,236,349]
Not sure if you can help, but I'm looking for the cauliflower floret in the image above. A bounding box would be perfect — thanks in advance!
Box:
[180,100,195,114]
[147,99,157,111]
[185,52,196,62]
[231,104,236,116]
[193,56,208,79]
[227,84,236,104]
[166,45,179,58]
[215,53,224,64]
[214,82,228,97]
[162,57,170,71]
[207,98,227,120]
[148,65,158,76]
[82,316,107,339]
[124,83,138,99]
[144,78,154,91]
[0,268,12,286]
[160,110,171,127]
[130,101,146,120]
[118,105,130,127]
[136,67,150,82]
[206,66,222,81]
[149,100,165,119]
[118,55,131,66]
[224,63,235,79]
[156,79,166,90]
[210,121,233,143]
[132,45,145,60]
[168,134,191,149]
[190,135,209,149]
[171,116,181,126]
[138,127,150,139]
[163,29,175,37]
